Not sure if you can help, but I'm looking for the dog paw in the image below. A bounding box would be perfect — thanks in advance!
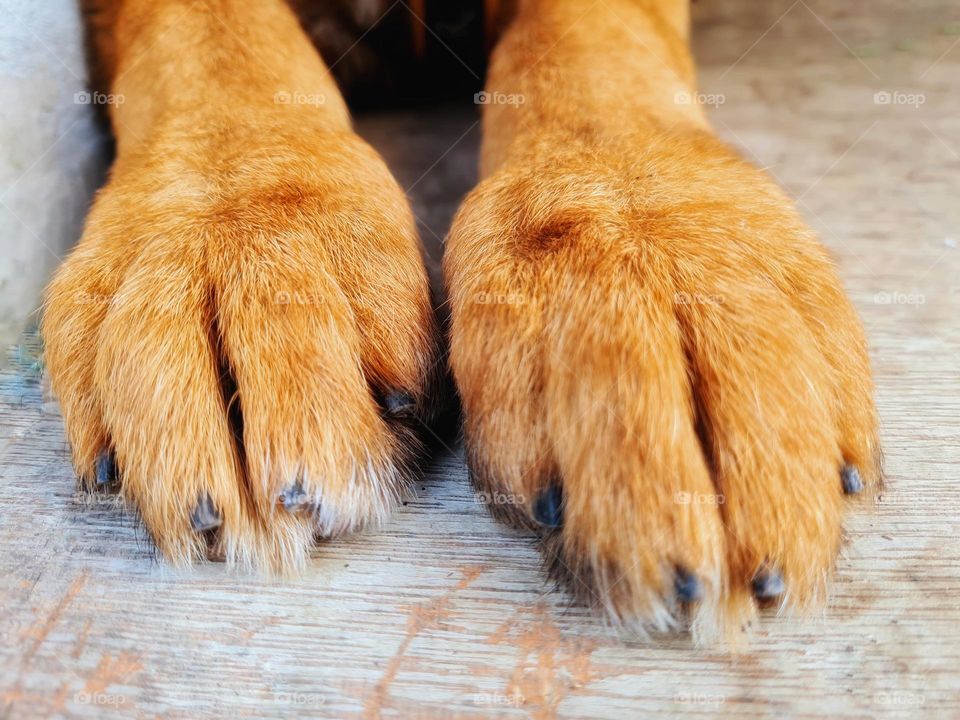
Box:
[43,121,438,570]
[445,129,880,638]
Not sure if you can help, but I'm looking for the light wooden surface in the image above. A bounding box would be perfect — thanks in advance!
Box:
[3,1,960,717]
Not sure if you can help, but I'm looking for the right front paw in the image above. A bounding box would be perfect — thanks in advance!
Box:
[43,126,439,570]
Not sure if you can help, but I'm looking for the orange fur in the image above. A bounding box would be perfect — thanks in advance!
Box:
[43,0,879,639]
[43,0,438,570]
[445,0,879,639]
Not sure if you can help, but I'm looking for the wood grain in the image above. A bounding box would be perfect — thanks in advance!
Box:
[2,1,959,717]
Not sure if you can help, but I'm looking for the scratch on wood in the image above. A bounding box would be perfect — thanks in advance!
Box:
[72,618,93,659]
[487,602,599,719]
[2,572,91,715]
[22,570,90,664]
[82,651,144,696]
[364,565,486,719]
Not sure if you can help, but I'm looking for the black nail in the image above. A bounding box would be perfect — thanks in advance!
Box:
[674,568,703,602]
[841,465,863,495]
[752,570,785,600]
[95,451,116,487]
[278,479,314,513]
[532,485,563,528]
[380,391,416,419]
[190,494,222,532]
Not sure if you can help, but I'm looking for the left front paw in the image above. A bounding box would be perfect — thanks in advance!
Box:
[445,129,880,637]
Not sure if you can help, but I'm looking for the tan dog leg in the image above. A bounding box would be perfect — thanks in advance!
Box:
[43,0,439,569]
[446,0,879,638]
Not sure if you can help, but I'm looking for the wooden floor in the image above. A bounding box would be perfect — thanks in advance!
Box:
[3,1,960,717]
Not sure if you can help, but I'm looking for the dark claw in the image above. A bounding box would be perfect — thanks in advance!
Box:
[278,480,314,513]
[752,570,786,600]
[841,465,863,495]
[674,568,703,603]
[379,391,416,419]
[190,494,222,532]
[532,485,563,528]
[95,451,116,487]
